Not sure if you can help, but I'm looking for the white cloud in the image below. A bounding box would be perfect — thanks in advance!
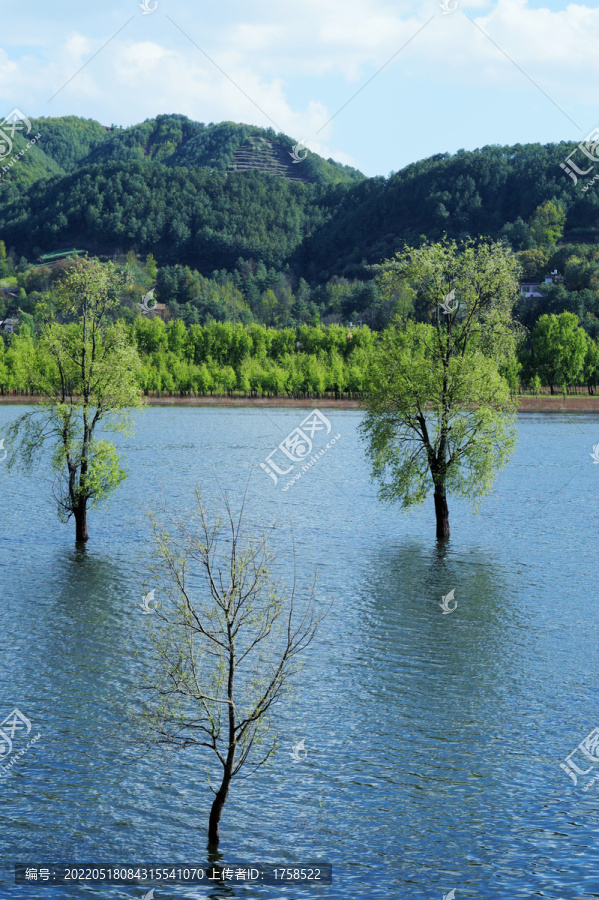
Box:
[112,40,331,146]
[0,50,20,97]
[2,0,599,166]
[63,34,93,59]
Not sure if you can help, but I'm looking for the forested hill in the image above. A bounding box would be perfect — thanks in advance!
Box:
[300,142,599,278]
[0,113,597,282]
[0,114,364,192]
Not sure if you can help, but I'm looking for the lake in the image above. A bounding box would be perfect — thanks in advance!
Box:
[1,406,599,900]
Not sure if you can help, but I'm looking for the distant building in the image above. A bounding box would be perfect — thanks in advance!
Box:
[147,302,169,321]
[0,317,19,334]
[520,269,564,297]
[520,282,543,298]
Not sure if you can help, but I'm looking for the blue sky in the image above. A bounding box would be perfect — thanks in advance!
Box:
[1,0,597,176]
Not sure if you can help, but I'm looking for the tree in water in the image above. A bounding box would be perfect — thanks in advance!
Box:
[6,258,143,542]
[138,488,323,848]
[360,239,521,540]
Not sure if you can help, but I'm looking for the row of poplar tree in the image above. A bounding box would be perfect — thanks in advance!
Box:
[1,313,599,396]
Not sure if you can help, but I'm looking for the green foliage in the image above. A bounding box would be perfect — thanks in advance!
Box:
[0,160,331,273]
[5,120,599,347]
[0,240,12,277]
[82,439,128,509]
[531,312,588,392]
[360,240,520,535]
[80,115,363,185]
[30,116,108,172]
[0,126,62,196]
[517,248,551,281]
[5,258,144,540]
[139,489,322,846]
[528,200,566,249]
[499,217,532,251]
[362,323,516,507]
[304,141,591,276]
[4,286,599,401]
[3,118,599,298]
[129,318,374,397]
[0,310,376,399]
[584,339,599,393]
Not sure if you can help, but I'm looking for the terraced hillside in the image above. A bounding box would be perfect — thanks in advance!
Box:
[229,136,311,183]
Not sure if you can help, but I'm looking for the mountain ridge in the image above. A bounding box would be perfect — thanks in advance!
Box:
[0,114,597,285]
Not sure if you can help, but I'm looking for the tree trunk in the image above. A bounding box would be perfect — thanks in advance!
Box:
[74,505,88,543]
[434,484,450,541]
[208,774,232,847]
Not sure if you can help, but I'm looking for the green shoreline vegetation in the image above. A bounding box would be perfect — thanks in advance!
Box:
[1,274,598,399]
[2,116,599,398]
[1,246,594,544]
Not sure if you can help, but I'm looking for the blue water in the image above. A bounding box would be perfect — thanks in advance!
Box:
[1,406,599,899]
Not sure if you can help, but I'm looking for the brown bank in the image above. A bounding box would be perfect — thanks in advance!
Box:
[2,394,599,412]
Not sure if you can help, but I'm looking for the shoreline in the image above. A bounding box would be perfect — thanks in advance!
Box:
[1,394,599,412]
